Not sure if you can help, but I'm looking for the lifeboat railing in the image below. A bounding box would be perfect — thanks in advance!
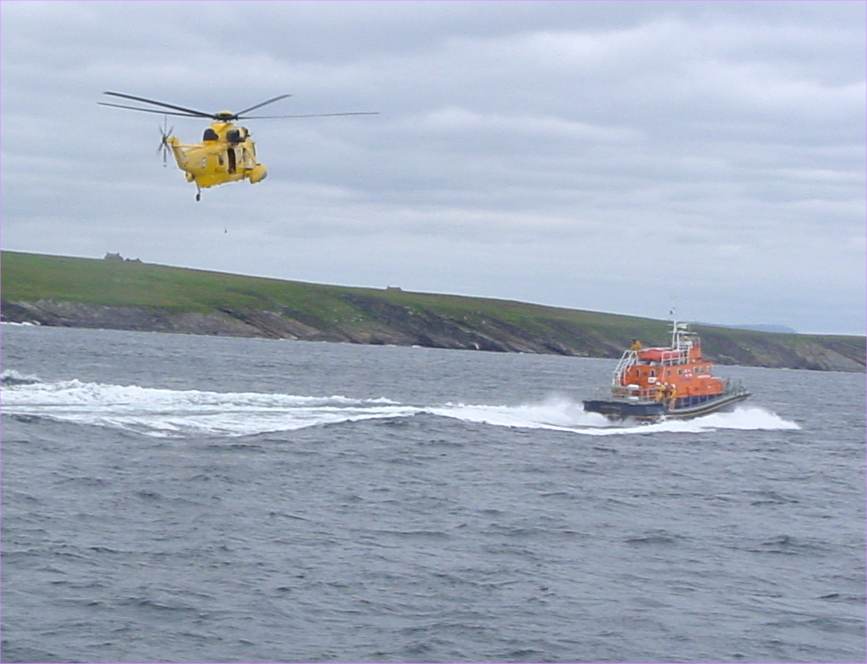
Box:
[611,350,638,387]
[611,346,691,388]
[611,379,749,404]
[651,348,690,366]
[610,321,700,387]
[611,385,662,401]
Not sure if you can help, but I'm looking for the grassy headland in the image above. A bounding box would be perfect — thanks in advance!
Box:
[2,250,863,371]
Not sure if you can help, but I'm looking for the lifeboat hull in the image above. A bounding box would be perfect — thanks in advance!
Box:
[583,389,751,423]
[661,389,750,420]
[582,399,665,421]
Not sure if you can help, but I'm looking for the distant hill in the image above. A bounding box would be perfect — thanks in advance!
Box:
[700,322,799,334]
[1,250,864,372]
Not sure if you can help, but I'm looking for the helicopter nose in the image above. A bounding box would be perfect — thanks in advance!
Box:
[248,164,267,184]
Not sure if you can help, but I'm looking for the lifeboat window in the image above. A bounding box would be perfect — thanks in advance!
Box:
[649,370,655,377]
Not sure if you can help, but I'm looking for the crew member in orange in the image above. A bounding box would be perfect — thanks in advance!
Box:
[662,384,671,402]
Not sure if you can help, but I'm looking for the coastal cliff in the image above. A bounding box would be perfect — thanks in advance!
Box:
[2,251,864,372]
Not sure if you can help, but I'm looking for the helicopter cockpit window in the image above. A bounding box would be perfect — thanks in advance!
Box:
[203,128,219,141]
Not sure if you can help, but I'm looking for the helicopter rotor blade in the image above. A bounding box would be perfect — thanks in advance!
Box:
[155,135,168,165]
[102,91,214,118]
[99,102,205,118]
[238,112,380,119]
[233,94,293,117]
[156,116,174,167]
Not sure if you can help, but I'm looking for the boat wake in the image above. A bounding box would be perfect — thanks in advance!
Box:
[1,371,800,438]
[429,400,799,436]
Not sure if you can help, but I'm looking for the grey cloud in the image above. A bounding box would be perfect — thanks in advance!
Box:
[2,1,864,334]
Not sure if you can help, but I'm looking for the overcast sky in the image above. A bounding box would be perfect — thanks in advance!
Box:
[2,1,864,334]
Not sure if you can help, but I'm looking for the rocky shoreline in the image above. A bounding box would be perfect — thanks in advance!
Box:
[3,297,864,372]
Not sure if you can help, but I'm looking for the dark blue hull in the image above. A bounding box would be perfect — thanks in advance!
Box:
[582,399,666,421]
[583,389,750,422]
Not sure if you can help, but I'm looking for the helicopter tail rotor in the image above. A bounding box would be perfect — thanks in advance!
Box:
[156,116,174,167]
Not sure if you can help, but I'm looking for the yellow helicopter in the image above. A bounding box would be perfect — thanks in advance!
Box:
[99,91,377,201]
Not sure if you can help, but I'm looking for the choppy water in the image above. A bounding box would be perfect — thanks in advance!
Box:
[1,324,864,662]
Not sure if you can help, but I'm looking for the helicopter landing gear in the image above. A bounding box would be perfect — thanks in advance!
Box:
[195,186,201,202]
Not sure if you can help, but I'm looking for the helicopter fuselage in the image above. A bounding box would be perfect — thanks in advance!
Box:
[167,120,267,192]
[100,90,376,201]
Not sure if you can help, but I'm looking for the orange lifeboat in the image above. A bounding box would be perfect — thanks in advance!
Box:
[583,320,750,421]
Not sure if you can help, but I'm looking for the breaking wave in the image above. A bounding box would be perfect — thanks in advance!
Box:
[1,369,42,386]
[1,374,799,438]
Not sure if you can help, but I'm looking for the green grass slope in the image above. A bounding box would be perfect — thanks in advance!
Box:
[2,250,864,371]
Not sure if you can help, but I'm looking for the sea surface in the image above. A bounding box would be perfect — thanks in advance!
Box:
[1,324,864,662]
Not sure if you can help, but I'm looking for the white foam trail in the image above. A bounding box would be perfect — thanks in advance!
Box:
[1,376,799,438]
[553,406,801,436]
[425,396,612,431]
[425,399,800,436]
[2,378,411,437]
